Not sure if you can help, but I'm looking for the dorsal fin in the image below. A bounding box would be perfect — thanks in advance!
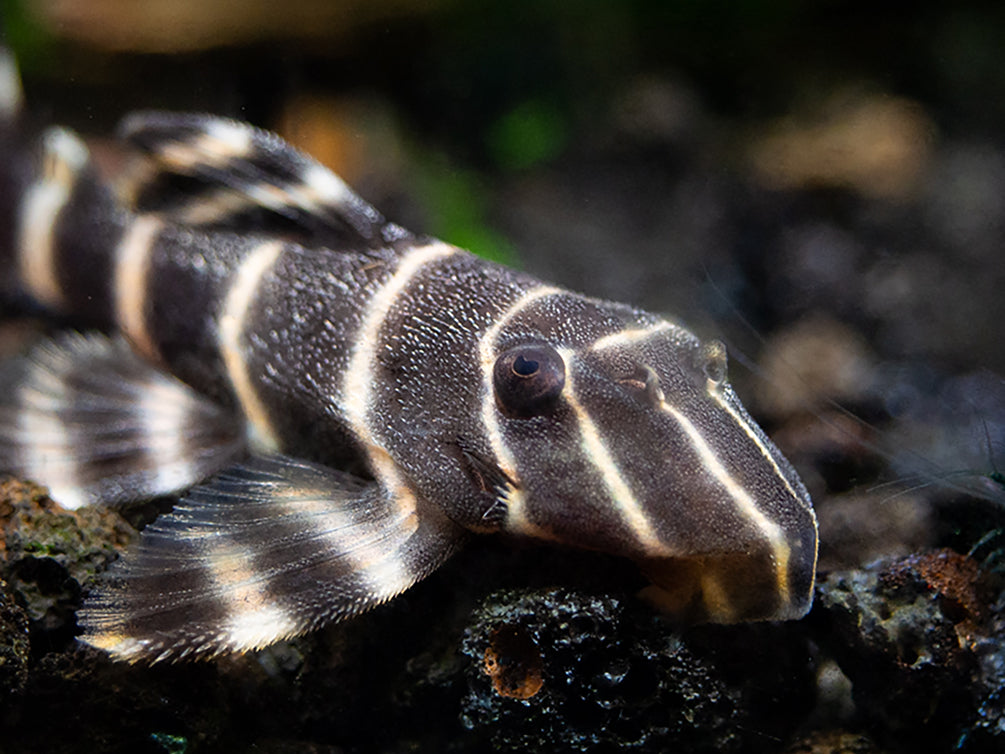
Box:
[115,112,413,250]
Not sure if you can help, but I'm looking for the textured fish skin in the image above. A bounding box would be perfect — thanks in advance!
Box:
[0,52,816,662]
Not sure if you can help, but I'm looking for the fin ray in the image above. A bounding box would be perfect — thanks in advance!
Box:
[79,454,465,662]
[116,112,412,249]
[0,332,244,508]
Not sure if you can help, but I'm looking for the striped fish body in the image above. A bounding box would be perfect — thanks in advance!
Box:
[0,64,817,661]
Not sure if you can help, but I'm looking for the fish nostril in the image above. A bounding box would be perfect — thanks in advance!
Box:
[642,365,664,403]
[700,340,728,386]
[618,364,664,404]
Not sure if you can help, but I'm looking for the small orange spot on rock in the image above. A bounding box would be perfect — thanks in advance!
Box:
[482,624,544,700]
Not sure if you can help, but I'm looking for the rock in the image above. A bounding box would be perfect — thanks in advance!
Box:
[812,549,1005,753]
[753,315,877,422]
[460,587,816,752]
[0,477,137,651]
[0,580,29,703]
[782,729,888,754]
[746,90,935,200]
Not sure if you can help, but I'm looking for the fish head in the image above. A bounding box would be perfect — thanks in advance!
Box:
[477,294,817,623]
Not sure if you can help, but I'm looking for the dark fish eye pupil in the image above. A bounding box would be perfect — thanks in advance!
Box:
[493,344,565,418]
[512,355,540,376]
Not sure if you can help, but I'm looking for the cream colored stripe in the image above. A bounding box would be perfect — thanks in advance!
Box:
[155,119,254,172]
[14,350,90,510]
[175,181,312,222]
[119,119,254,209]
[202,486,417,655]
[300,163,356,209]
[589,321,682,352]
[477,286,560,470]
[560,349,666,555]
[476,285,561,534]
[360,526,419,600]
[18,128,90,311]
[201,540,300,656]
[134,375,206,495]
[174,188,252,225]
[497,487,557,541]
[263,163,357,218]
[114,215,165,362]
[659,397,791,600]
[149,138,358,227]
[219,164,358,218]
[710,391,810,512]
[270,479,418,603]
[342,242,456,515]
[218,240,284,451]
[170,166,355,226]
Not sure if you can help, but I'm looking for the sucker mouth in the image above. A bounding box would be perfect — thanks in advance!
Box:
[637,546,812,624]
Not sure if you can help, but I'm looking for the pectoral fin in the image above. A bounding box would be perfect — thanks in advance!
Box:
[0,332,244,509]
[79,454,465,662]
[115,112,410,248]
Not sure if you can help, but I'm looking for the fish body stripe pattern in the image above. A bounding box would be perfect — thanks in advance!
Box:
[709,390,812,518]
[114,215,167,363]
[559,347,666,556]
[470,283,566,538]
[589,321,681,352]
[118,111,406,249]
[0,75,818,662]
[658,396,791,616]
[17,128,90,311]
[217,239,285,451]
[341,241,457,519]
[477,286,561,484]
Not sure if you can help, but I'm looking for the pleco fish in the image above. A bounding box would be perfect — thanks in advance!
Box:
[0,49,817,663]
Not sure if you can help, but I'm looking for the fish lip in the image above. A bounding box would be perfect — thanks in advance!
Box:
[637,548,816,624]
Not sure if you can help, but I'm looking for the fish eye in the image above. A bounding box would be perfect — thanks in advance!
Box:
[701,340,728,386]
[493,344,565,418]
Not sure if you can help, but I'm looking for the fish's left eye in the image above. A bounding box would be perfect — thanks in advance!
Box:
[493,344,565,418]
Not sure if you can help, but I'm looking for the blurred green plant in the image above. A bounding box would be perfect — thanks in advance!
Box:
[411,155,517,266]
[486,98,568,172]
[0,0,56,73]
